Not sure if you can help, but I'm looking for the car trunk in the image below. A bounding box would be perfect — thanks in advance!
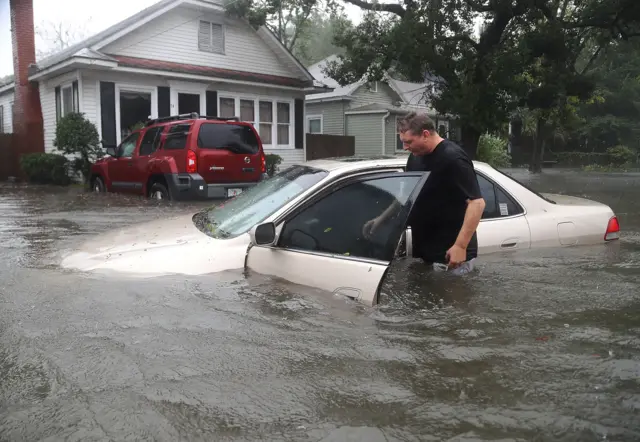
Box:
[196,122,262,184]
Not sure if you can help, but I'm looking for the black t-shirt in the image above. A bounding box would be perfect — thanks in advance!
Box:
[406,139,483,263]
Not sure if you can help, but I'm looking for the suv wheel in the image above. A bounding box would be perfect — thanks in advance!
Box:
[149,182,170,200]
[92,176,106,193]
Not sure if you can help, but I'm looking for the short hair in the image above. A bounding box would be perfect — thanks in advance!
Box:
[396,112,437,135]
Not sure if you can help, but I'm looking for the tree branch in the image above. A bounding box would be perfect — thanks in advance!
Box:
[341,0,406,17]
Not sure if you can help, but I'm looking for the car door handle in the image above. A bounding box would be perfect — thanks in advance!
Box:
[501,241,517,248]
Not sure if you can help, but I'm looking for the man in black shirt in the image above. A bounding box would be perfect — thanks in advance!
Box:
[363,112,485,272]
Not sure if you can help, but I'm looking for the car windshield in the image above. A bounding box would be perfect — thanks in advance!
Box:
[193,165,329,239]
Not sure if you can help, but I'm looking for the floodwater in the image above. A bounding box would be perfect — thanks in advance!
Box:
[0,169,639,442]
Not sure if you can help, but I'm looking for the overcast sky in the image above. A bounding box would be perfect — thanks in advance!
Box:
[0,0,364,78]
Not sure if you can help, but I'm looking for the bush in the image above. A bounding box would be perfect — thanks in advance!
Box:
[265,153,283,176]
[606,145,636,166]
[20,153,71,185]
[53,112,103,183]
[476,133,512,168]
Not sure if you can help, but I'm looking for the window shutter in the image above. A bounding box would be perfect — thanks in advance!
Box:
[198,21,211,52]
[55,86,61,122]
[99,81,117,147]
[294,99,304,149]
[211,23,224,52]
[158,86,171,117]
[72,80,79,112]
[206,90,218,116]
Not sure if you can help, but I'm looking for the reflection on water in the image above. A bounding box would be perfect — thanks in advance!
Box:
[1,170,639,441]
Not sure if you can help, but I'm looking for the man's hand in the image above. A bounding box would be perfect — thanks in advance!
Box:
[445,244,467,268]
[362,216,381,239]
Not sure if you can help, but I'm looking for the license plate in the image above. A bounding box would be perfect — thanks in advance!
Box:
[227,188,243,197]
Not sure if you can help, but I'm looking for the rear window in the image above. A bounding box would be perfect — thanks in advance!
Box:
[197,123,260,154]
[164,123,192,150]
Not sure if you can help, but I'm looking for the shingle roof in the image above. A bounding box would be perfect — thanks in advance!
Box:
[305,55,361,101]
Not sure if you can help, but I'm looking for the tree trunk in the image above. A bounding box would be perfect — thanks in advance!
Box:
[529,118,546,173]
[460,124,480,160]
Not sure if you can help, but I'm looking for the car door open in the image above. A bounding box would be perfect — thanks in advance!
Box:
[245,171,430,306]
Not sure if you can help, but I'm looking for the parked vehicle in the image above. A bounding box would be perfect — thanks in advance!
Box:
[63,155,620,305]
[90,113,269,200]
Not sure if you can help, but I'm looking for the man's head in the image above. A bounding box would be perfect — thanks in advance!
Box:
[397,112,443,155]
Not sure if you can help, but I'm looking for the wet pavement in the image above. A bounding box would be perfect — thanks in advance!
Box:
[0,169,639,442]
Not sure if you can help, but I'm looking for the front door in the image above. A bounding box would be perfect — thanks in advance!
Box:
[178,93,200,114]
[245,171,431,305]
[108,132,141,192]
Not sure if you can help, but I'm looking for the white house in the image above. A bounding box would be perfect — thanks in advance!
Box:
[0,0,330,168]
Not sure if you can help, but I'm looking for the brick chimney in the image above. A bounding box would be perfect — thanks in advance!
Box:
[10,0,44,164]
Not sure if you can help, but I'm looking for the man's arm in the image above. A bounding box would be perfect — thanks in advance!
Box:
[446,156,485,265]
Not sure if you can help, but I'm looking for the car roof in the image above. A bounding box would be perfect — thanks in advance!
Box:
[303,154,492,174]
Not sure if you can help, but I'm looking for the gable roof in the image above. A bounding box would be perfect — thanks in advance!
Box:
[305,54,437,105]
[5,0,320,89]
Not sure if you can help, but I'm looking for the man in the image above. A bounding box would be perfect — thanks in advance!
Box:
[363,112,485,273]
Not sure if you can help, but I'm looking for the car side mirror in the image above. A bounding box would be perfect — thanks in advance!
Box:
[105,147,116,157]
[249,222,276,246]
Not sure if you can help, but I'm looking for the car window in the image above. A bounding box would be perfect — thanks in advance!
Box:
[278,175,422,262]
[117,133,140,158]
[139,126,163,156]
[197,123,260,154]
[193,165,329,239]
[164,123,191,150]
[477,173,523,219]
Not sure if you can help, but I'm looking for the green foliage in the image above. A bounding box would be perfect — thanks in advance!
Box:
[265,153,283,176]
[292,11,352,66]
[19,153,71,185]
[606,145,637,166]
[53,112,103,183]
[476,134,511,168]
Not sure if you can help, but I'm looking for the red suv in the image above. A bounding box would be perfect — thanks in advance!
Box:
[90,113,268,200]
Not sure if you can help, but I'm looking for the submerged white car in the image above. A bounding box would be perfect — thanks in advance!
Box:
[61,155,621,305]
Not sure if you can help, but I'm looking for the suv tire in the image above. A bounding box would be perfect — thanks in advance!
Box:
[149,182,171,200]
[92,176,106,193]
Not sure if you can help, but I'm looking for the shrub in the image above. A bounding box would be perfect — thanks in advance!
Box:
[606,145,636,166]
[476,133,512,168]
[265,153,283,176]
[20,153,71,185]
[53,112,103,183]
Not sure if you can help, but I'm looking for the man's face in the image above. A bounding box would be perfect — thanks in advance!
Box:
[399,129,432,155]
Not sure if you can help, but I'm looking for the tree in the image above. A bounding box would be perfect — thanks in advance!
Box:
[292,11,353,66]
[225,0,342,52]
[35,20,89,61]
[323,0,640,159]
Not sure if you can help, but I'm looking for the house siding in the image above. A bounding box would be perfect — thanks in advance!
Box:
[102,7,300,79]
[348,82,398,109]
[304,101,345,135]
[345,114,383,157]
[0,91,14,133]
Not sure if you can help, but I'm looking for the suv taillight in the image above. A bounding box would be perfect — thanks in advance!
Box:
[260,150,266,174]
[604,216,620,241]
[186,150,197,174]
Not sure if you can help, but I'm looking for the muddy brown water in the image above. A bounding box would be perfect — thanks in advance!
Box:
[0,169,639,442]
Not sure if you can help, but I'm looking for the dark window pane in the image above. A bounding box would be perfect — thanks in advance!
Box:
[197,123,259,154]
[164,124,191,150]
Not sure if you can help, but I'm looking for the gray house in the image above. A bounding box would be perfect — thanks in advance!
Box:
[304,55,457,156]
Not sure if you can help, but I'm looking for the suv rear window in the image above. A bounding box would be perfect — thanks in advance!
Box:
[164,123,191,150]
[197,123,260,154]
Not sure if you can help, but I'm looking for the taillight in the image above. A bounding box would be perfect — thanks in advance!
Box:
[186,150,197,174]
[260,151,266,174]
[604,216,620,241]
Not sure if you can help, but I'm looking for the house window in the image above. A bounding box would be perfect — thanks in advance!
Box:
[396,117,404,150]
[276,102,290,144]
[198,20,224,54]
[62,85,74,116]
[259,100,273,144]
[217,94,294,148]
[306,115,322,134]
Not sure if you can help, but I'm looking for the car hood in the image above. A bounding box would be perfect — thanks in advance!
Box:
[60,213,250,277]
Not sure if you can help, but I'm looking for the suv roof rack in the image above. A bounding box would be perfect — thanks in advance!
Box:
[144,113,241,126]
[145,112,199,126]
